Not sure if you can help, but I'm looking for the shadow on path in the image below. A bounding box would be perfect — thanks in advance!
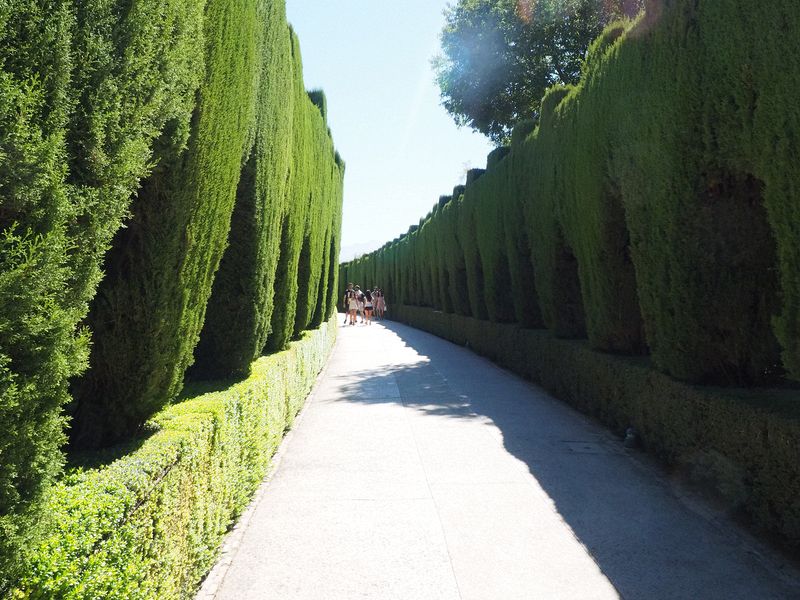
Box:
[329,319,800,600]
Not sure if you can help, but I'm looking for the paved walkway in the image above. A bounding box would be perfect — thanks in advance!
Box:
[205,318,799,599]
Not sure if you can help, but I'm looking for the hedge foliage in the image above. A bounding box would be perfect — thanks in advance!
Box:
[388,305,800,548]
[341,0,800,385]
[71,2,343,447]
[339,0,800,549]
[13,317,337,599]
[70,0,265,448]
[0,0,205,583]
[1,0,342,588]
[192,32,343,379]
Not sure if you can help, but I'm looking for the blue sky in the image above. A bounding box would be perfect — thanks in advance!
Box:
[286,1,495,261]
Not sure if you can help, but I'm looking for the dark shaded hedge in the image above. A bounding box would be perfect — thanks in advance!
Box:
[523,85,587,339]
[0,0,204,586]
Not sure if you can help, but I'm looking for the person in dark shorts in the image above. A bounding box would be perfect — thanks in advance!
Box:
[363,289,374,325]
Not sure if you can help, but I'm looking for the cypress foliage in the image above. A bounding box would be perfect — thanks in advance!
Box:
[474,158,515,323]
[71,0,265,448]
[522,86,587,338]
[610,6,783,382]
[750,1,800,379]
[267,38,344,351]
[506,127,545,328]
[342,0,800,386]
[192,4,296,379]
[0,3,74,582]
[0,0,205,583]
[435,197,454,313]
[265,32,309,352]
[2,0,342,584]
[441,192,470,316]
[293,90,343,338]
[556,24,646,353]
[458,188,488,319]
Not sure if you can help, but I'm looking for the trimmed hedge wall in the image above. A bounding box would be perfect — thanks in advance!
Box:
[0,0,205,583]
[70,0,265,449]
[13,317,337,599]
[1,0,342,588]
[388,305,800,547]
[71,1,344,446]
[339,0,800,547]
[341,1,800,385]
[190,4,297,380]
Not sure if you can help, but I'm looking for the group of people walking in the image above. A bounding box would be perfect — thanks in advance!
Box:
[343,283,386,325]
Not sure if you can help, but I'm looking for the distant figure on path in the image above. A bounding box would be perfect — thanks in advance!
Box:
[363,289,374,325]
[344,283,358,325]
[375,288,386,320]
[355,285,365,324]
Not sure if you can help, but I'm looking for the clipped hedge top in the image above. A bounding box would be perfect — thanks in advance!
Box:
[15,319,337,597]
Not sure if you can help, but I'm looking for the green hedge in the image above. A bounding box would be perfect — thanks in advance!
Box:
[388,304,800,547]
[504,126,544,328]
[267,36,344,352]
[0,0,205,584]
[338,0,800,547]
[473,158,515,323]
[293,90,344,338]
[191,5,296,379]
[609,6,783,382]
[1,0,342,586]
[341,0,800,385]
[13,317,337,599]
[556,25,646,353]
[522,85,587,338]
[70,0,264,448]
[458,188,487,320]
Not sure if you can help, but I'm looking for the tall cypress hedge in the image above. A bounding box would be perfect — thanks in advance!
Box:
[474,158,515,323]
[192,9,295,379]
[610,6,783,382]
[71,0,266,448]
[751,1,800,379]
[458,187,487,320]
[523,86,587,338]
[294,90,343,338]
[2,0,342,586]
[342,0,800,386]
[555,24,646,353]
[0,4,74,582]
[0,0,205,584]
[267,37,344,351]
[506,126,544,328]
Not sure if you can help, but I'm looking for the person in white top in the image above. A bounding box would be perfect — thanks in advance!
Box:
[343,283,358,325]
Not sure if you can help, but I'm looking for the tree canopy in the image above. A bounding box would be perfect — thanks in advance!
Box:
[434,0,643,144]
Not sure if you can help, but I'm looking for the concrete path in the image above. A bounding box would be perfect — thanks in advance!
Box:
[204,318,799,600]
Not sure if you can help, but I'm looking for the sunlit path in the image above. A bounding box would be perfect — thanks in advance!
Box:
[204,318,798,600]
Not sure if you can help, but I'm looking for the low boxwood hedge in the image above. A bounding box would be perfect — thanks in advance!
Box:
[388,305,800,548]
[12,317,337,599]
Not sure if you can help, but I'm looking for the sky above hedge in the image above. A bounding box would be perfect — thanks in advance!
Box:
[287,0,494,261]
